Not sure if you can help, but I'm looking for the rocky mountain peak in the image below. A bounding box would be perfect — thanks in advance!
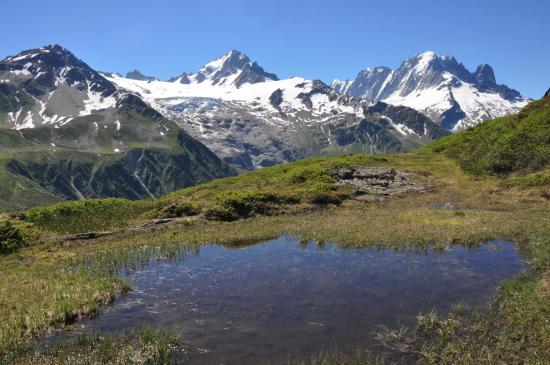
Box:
[170,50,278,87]
[200,50,250,74]
[474,64,496,86]
[4,44,76,67]
[1,44,116,98]
[332,51,528,131]
[126,69,157,81]
[402,51,472,84]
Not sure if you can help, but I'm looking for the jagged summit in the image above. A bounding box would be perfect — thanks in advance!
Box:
[474,64,496,87]
[1,44,116,98]
[199,50,250,74]
[0,44,119,128]
[332,51,529,131]
[126,69,157,81]
[3,44,70,62]
[169,50,278,87]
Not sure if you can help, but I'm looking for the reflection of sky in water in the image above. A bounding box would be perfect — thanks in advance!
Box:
[67,237,525,364]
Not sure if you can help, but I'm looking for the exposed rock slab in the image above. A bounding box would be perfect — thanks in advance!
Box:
[332,166,426,201]
[138,218,175,228]
[62,231,114,241]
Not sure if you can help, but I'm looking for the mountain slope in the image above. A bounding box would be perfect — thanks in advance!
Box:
[106,51,448,170]
[0,94,236,210]
[426,90,550,176]
[0,46,236,210]
[333,51,530,131]
[0,44,118,129]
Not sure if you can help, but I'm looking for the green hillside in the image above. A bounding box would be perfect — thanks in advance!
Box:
[0,95,236,211]
[426,93,550,176]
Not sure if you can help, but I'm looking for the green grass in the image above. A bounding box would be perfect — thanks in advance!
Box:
[24,198,159,235]
[7,327,180,365]
[289,348,388,365]
[409,271,550,364]
[0,97,549,363]
[426,96,550,176]
[0,149,548,363]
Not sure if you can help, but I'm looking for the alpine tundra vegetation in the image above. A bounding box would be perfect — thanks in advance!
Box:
[0,93,549,364]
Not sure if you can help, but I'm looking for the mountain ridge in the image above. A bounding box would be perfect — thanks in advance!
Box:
[332,51,529,131]
[105,50,449,170]
[0,45,529,204]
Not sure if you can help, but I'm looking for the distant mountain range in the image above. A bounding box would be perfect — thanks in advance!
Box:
[332,51,529,131]
[0,45,529,209]
[104,49,450,169]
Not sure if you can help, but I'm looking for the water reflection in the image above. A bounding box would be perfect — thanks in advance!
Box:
[68,236,525,364]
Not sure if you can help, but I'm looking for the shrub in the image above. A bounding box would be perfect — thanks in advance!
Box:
[157,202,199,219]
[206,191,301,221]
[0,219,38,254]
[204,207,240,221]
[25,198,154,234]
[307,192,345,206]
[219,191,298,216]
[286,167,333,184]
[0,220,24,254]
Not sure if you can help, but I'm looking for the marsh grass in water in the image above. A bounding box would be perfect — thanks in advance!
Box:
[288,348,389,365]
[7,327,179,365]
[0,240,203,356]
[369,272,550,364]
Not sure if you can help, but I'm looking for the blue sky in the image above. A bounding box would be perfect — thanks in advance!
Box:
[1,0,548,98]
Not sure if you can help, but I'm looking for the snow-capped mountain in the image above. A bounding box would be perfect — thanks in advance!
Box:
[0,44,119,129]
[105,50,448,169]
[168,50,279,87]
[0,45,236,209]
[332,51,530,131]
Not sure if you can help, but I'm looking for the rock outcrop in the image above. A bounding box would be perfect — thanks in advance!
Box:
[332,166,426,201]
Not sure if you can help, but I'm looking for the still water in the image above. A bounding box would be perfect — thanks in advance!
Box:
[68,236,525,364]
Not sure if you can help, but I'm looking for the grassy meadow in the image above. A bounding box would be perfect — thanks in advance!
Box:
[0,97,549,364]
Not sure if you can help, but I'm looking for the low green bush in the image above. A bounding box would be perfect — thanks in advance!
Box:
[0,219,39,254]
[207,191,301,221]
[204,207,240,221]
[286,166,333,184]
[307,192,345,206]
[0,220,24,254]
[157,202,200,219]
[25,198,155,234]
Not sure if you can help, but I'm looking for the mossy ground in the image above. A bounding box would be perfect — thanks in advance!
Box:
[0,148,548,363]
